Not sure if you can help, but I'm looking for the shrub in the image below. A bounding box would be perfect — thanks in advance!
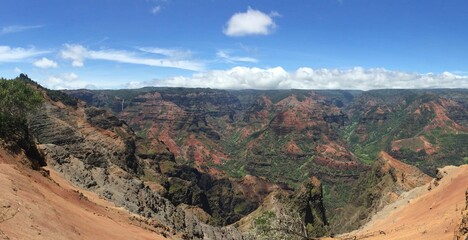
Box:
[0,75,43,140]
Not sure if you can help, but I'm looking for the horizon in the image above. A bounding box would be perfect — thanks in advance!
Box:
[1,0,467,90]
[7,72,468,92]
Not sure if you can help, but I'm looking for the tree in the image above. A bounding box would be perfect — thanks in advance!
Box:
[0,74,43,140]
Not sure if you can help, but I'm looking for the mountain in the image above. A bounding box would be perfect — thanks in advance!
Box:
[1,75,467,239]
[67,87,468,233]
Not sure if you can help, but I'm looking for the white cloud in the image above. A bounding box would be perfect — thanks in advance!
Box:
[138,47,192,59]
[89,49,202,71]
[138,66,468,90]
[33,57,58,68]
[60,44,203,71]
[269,11,282,17]
[60,44,86,67]
[150,6,161,14]
[64,72,78,81]
[0,45,49,62]
[0,25,43,34]
[42,72,84,90]
[224,7,278,37]
[216,50,258,63]
[14,67,22,73]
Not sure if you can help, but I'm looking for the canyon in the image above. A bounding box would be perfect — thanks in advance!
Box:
[0,75,467,239]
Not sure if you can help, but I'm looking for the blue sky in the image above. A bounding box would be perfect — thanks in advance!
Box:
[0,0,467,89]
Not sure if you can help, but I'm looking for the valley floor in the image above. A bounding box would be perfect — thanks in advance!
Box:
[0,148,167,240]
[335,165,468,240]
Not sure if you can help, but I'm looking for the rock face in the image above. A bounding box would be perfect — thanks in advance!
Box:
[160,164,279,226]
[29,98,246,239]
[292,177,328,237]
[455,190,468,240]
[331,151,432,232]
[235,177,328,239]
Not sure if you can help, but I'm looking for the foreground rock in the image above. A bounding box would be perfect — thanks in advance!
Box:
[339,164,468,240]
[455,190,468,240]
[235,177,329,239]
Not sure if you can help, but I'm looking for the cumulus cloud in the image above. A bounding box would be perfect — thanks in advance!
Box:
[0,45,49,62]
[60,44,203,71]
[0,25,43,34]
[134,66,468,90]
[216,50,258,63]
[42,72,87,89]
[60,44,87,67]
[33,57,58,68]
[224,7,278,37]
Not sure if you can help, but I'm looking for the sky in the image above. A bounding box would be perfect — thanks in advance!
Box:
[0,0,467,90]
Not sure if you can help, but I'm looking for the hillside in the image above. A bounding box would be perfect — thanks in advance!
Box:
[337,164,468,240]
[0,148,167,240]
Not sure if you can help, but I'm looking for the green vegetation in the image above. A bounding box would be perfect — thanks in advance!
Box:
[341,92,440,166]
[252,211,276,234]
[0,74,43,140]
[0,74,46,169]
[46,89,78,106]
[217,157,248,178]
[64,86,468,234]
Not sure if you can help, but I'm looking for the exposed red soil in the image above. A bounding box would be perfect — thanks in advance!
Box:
[271,95,323,131]
[421,100,466,133]
[336,164,468,240]
[391,136,439,155]
[182,134,228,167]
[0,149,167,240]
[314,156,359,169]
[261,95,272,107]
[159,130,181,158]
[234,175,281,203]
[240,128,253,141]
[379,152,432,189]
[313,141,360,169]
[317,142,350,158]
[284,141,303,155]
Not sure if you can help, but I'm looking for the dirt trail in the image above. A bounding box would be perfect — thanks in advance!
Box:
[0,149,167,240]
[337,165,468,240]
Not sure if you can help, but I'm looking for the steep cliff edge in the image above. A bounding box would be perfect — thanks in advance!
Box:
[235,177,329,239]
[329,151,431,233]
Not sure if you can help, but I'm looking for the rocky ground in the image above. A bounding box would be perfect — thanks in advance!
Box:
[335,165,468,240]
[0,147,167,240]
